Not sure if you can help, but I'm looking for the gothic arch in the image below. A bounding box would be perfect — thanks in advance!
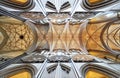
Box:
[81,0,119,10]
[80,64,120,78]
[100,19,120,57]
[0,64,37,78]
[0,0,35,10]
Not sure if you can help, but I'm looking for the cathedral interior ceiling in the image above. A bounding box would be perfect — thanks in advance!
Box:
[0,16,34,58]
[0,14,120,62]
[0,0,120,77]
[0,0,120,63]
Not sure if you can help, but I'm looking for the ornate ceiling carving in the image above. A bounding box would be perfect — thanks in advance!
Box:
[0,17,34,56]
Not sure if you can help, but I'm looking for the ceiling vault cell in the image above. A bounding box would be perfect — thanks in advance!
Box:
[0,16,34,58]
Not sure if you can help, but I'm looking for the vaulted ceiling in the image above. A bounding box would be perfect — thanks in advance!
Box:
[0,0,120,62]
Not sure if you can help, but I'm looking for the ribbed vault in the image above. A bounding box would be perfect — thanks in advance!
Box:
[0,16,34,58]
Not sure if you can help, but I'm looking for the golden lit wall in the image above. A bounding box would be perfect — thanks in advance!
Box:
[6,69,31,78]
[86,69,110,78]
[88,0,104,4]
[10,0,28,4]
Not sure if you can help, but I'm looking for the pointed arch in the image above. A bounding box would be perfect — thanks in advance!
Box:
[82,0,119,10]
[0,65,36,78]
[80,64,120,78]
[0,0,35,10]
